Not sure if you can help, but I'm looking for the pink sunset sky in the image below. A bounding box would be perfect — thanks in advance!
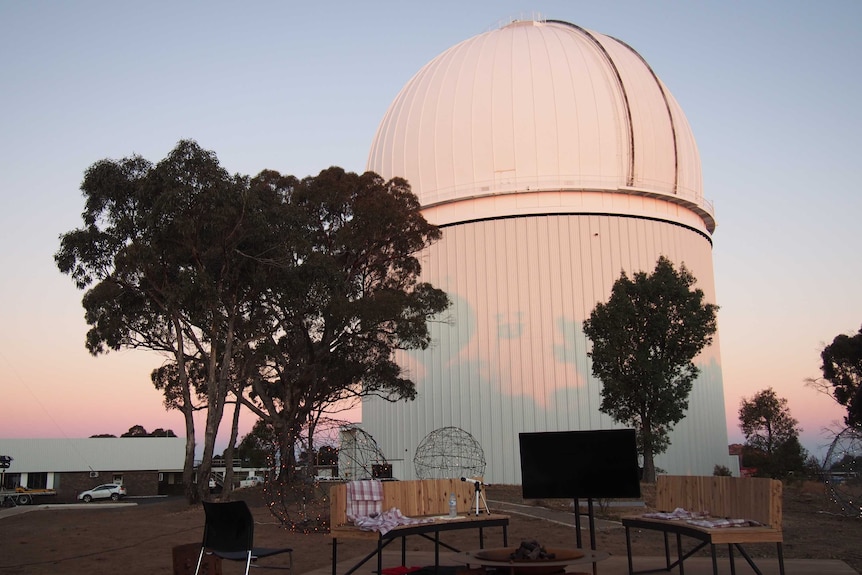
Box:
[1,1,860,462]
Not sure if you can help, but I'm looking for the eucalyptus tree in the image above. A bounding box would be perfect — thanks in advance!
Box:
[738,387,806,478]
[238,167,450,487]
[55,140,272,502]
[582,256,718,482]
[820,326,862,428]
[57,143,449,506]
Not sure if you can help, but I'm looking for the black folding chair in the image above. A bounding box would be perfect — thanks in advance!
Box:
[195,500,293,575]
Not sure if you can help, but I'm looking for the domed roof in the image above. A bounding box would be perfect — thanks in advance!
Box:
[368,19,714,233]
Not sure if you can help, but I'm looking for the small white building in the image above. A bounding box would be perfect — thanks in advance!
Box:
[0,437,185,501]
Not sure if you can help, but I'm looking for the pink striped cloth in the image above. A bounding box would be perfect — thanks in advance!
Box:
[346,480,384,521]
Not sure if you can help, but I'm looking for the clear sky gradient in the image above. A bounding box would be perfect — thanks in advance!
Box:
[1,1,860,460]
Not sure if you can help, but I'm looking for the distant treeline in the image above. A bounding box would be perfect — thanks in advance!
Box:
[90,425,177,438]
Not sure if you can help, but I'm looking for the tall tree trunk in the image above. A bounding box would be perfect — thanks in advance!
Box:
[198,402,224,503]
[182,411,198,504]
[173,315,199,505]
[641,418,656,483]
[222,397,243,499]
[642,452,656,484]
[306,413,318,480]
[196,312,237,502]
[277,423,299,485]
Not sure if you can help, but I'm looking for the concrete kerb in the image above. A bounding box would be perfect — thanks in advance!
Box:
[486,499,624,530]
[0,493,168,518]
[0,497,623,527]
[0,501,138,518]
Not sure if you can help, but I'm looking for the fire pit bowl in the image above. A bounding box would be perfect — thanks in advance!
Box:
[472,547,585,575]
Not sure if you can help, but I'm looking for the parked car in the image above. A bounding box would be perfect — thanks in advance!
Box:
[238,475,263,488]
[208,478,223,493]
[78,483,127,502]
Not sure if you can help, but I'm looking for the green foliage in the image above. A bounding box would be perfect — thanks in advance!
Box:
[803,455,823,479]
[93,426,176,438]
[820,326,862,428]
[121,425,149,437]
[738,388,807,479]
[713,464,732,476]
[56,140,265,503]
[56,140,450,500]
[739,388,800,454]
[240,167,450,484]
[740,439,809,480]
[236,420,278,468]
[582,256,718,482]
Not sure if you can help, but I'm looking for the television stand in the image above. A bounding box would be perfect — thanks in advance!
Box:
[574,497,599,575]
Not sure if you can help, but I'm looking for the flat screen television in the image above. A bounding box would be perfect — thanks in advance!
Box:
[519,429,641,499]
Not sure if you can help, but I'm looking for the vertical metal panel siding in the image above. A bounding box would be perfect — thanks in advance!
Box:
[0,438,186,472]
[364,214,729,484]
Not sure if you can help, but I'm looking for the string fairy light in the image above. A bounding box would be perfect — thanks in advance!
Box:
[260,420,391,534]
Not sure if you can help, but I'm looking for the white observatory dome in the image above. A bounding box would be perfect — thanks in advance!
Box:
[369,19,714,233]
[362,18,729,484]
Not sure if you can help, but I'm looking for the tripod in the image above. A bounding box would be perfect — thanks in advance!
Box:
[471,480,490,515]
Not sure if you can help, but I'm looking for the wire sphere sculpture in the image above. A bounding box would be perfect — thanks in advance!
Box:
[338,425,391,480]
[822,426,862,517]
[413,426,486,479]
[262,420,390,533]
[262,417,343,534]
[263,461,330,534]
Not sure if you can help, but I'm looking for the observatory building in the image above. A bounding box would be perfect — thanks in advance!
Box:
[362,19,730,483]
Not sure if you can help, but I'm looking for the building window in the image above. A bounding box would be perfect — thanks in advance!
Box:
[2,473,20,489]
[27,472,48,489]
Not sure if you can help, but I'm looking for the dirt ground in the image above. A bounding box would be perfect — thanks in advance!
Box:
[0,481,860,575]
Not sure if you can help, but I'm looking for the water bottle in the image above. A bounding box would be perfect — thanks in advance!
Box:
[448,492,457,517]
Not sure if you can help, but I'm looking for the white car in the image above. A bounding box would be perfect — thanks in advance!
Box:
[238,476,263,488]
[78,483,127,502]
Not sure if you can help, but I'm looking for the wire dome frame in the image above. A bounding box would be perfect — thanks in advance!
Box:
[822,426,862,518]
[262,419,391,534]
[263,419,392,534]
[337,425,391,480]
[262,417,344,534]
[413,426,486,479]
